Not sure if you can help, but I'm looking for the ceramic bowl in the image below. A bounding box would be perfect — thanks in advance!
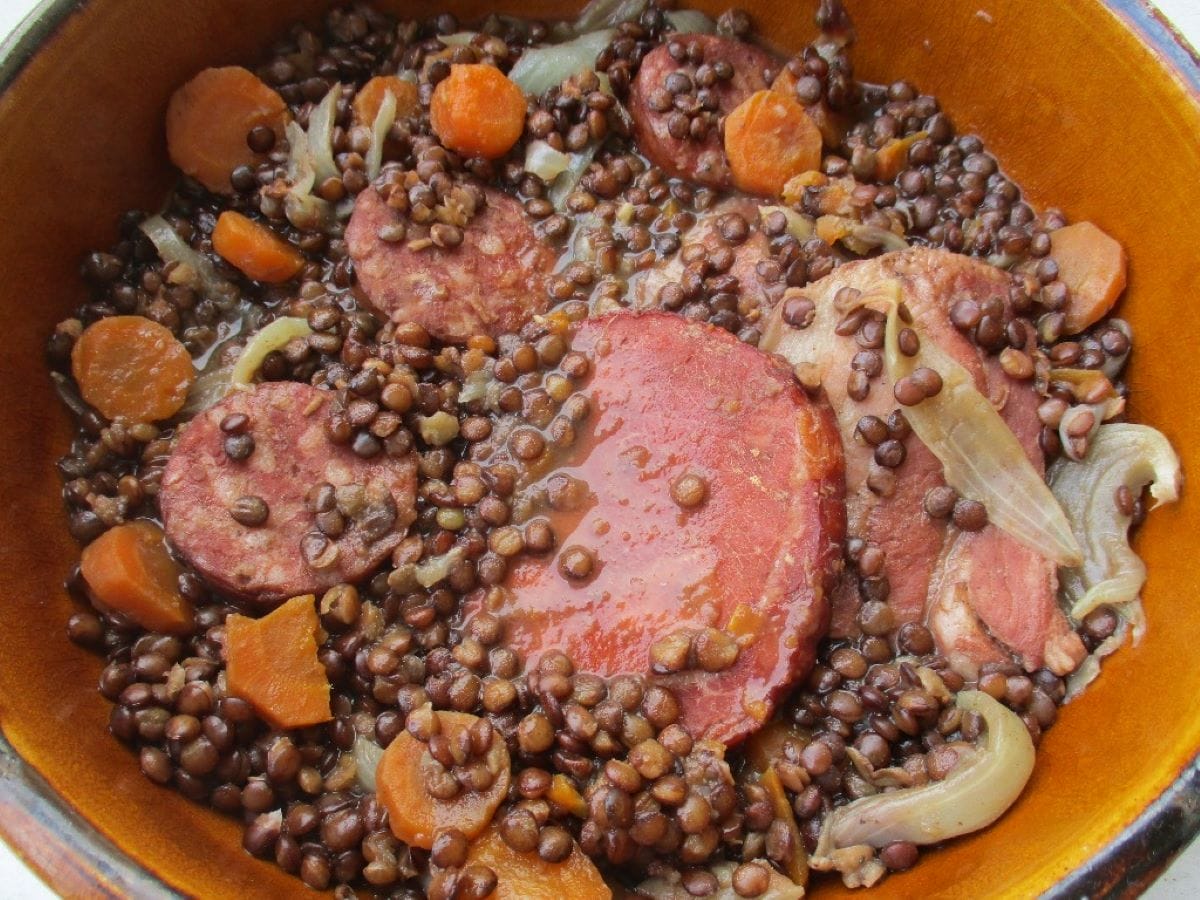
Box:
[0,0,1196,896]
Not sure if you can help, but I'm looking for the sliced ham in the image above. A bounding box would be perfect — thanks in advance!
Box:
[761,247,1085,676]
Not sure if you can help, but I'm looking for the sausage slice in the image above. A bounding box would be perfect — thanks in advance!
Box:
[160,381,417,603]
[473,312,846,744]
[346,186,555,344]
[629,35,776,187]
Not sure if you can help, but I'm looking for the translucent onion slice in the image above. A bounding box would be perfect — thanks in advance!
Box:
[307,84,340,184]
[230,317,313,386]
[138,214,233,302]
[353,735,384,793]
[822,690,1034,849]
[665,9,716,33]
[1049,423,1181,622]
[524,140,571,182]
[365,86,398,181]
[572,0,647,34]
[880,281,1083,566]
[283,121,334,231]
[508,30,615,96]
[758,205,814,241]
[548,143,600,213]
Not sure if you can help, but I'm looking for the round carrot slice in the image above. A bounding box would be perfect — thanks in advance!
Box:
[353,75,421,126]
[166,66,290,194]
[724,89,822,197]
[430,64,526,160]
[212,211,305,283]
[71,315,195,422]
[80,521,193,634]
[378,711,511,849]
[470,313,846,744]
[465,823,611,900]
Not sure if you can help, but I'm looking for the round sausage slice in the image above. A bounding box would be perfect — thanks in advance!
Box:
[471,312,846,744]
[629,35,776,188]
[346,186,555,344]
[160,381,417,603]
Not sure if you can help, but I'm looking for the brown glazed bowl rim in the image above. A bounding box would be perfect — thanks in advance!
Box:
[0,0,1198,897]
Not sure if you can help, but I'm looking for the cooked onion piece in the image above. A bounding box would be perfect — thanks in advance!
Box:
[1050,423,1181,627]
[508,29,615,95]
[229,317,313,386]
[879,281,1083,566]
[816,691,1033,857]
[139,214,234,302]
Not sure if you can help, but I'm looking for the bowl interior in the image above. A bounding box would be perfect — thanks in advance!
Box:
[0,0,1197,896]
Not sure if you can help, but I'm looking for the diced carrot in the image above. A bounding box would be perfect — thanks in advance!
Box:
[377,711,511,849]
[465,823,611,900]
[724,90,822,198]
[874,130,928,182]
[212,211,306,283]
[166,66,290,194]
[759,766,808,887]
[353,75,421,126]
[80,521,193,634]
[1049,221,1128,333]
[430,64,526,160]
[225,596,331,730]
[547,773,588,818]
[742,719,811,776]
[71,316,195,422]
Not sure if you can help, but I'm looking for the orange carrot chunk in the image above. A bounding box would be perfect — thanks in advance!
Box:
[71,315,195,422]
[353,75,421,126]
[769,67,845,148]
[212,211,306,283]
[724,89,823,198]
[874,130,928,182]
[166,66,290,194]
[80,521,193,634]
[430,64,526,160]
[465,823,611,900]
[378,711,510,849]
[226,595,331,730]
[1049,221,1128,334]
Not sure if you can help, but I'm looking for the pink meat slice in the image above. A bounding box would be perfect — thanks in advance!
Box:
[466,312,846,744]
[160,381,417,603]
[346,186,555,344]
[761,247,1085,676]
[633,196,783,317]
[629,35,776,187]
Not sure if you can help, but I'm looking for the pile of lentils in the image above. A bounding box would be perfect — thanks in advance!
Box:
[45,1,1144,897]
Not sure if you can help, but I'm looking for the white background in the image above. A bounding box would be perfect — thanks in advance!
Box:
[0,0,1197,896]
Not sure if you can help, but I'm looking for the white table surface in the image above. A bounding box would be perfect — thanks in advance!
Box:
[2,0,1198,897]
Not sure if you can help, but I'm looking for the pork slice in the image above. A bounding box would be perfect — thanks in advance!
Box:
[762,247,1084,676]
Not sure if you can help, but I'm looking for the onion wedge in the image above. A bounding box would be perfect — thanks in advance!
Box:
[820,690,1034,850]
[879,280,1083,567]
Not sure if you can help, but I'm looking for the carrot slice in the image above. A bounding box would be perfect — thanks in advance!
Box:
[1049,221,1128,334]
[724,90,822,198]
[71,315,195,422]
[80,521,192,634]
[166,66,290,194]
[430,64,526,160]
[465,823,611,900]
[225,595,331,730]
[212,211,305,283]
[353,75,421,126]
[377,711,510,849]
[770,66,845,148]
